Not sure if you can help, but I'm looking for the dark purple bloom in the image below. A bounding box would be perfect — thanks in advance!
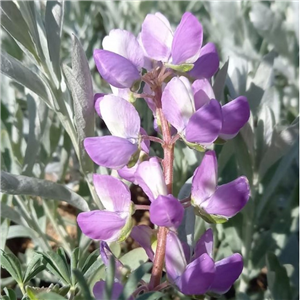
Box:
[165,231,215,295]
[77,175,134,242]
[191,150,250,223]
[192,79,250,140]
[84,96,141,169]
[188,42,220,79]
[149,195,184,229]
[165,229,243,296]
[193,229,244,295]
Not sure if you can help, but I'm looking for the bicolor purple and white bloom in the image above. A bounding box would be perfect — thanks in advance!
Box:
[140,12,219,77]
[193,228,243,295]
[84,96,143,169]
[165,229,243,296]
[135,157,184,229]
[162,76,223,150]
[94,29,145,89]
[165,231,215,295]
[191,150,250,223]
[192,79,250,140]
[77,175,135,242]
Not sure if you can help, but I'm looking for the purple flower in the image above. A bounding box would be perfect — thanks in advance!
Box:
[188,42,220,79]
[165,231,215,295]
[191,150,250,223]
[130,225,156,261]
[162,76,223,149]
[84,95,142,169]
[193,229,244,295]
[77,175,134,242]
[135,157,184,229]
[140,12,219,76]
[93,280,133,300]
[192,79,250,140]
[94,93,105,118]
[94,29,145,88]
[165,229,243,296]
[100,241,127,281]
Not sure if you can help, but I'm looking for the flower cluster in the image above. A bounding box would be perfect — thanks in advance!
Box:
[77,11,251,298]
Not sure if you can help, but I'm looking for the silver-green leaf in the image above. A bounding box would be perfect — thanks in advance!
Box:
[0,171,89,212]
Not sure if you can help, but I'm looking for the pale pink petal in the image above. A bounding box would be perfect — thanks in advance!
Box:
[103,29,144,69]
[135,157,167,202]
[191,151,218,207]
[141,13,173,61]
[100,95,140,140]
[93,174,131,213]
[162,76,195,133]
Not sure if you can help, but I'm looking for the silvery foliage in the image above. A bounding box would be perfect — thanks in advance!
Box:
[0,1,298,299]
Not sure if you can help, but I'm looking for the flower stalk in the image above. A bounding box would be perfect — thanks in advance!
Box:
[148,87,175,290]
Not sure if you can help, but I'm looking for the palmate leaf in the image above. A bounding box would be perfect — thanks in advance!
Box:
[23,253,45,283]
[26,286,68,300]
[0,250,23,284]
[72,269,94,300]
[41,249,71,286]
[0,171,89,212]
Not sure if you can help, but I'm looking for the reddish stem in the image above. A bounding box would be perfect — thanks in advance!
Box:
[135,205,150,211]
[141,135,164,145]
[148,87,175,290]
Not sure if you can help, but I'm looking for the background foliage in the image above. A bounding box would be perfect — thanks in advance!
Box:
[0,1,299,300]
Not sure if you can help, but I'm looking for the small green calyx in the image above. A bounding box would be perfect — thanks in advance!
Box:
[128,92,136,103]
[165,63,194,72]
[127,148,140,168]
[191,198,228,224]
[131,79,142,93]
[118,203,135,242]
[182,137,206,152]
[214,137,226,145]
[151,235,158,253]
